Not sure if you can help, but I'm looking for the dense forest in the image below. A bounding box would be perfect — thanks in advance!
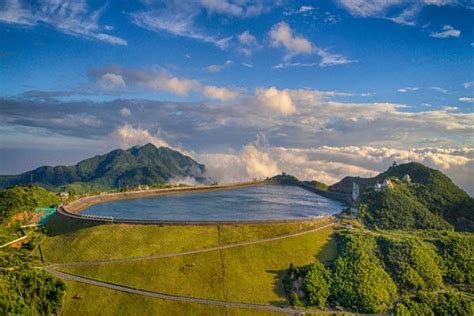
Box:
[0,185,65,314]
[285,163,473,315]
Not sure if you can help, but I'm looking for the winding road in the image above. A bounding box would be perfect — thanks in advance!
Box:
[44,268,330,315]
[44,221,339,315]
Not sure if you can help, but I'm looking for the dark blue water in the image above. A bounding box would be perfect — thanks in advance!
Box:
[81,185,344,221]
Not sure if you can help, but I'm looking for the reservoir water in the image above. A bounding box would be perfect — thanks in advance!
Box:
[81,184,345,222]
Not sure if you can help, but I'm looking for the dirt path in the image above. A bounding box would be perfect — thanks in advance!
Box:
[48,221,336,268]
[45,267,330,315]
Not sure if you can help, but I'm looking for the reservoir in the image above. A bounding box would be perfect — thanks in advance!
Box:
[81,184,345,222]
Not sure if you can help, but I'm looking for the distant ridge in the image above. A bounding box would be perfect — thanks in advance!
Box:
[0,144,207,191]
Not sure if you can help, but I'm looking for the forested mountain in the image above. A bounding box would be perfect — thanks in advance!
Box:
[0,144,207,191]
[329,162,473,231]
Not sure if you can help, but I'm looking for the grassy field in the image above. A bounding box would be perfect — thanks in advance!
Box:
[39,214,333,263]
[61,281,285,316]
[59,224,335,305]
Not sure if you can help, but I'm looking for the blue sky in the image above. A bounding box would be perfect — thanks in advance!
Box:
[0,0,473,193]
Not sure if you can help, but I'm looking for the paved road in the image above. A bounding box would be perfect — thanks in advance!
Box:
[45,267,330,315]
[49,221,336,268]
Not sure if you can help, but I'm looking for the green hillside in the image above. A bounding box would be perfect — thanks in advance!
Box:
[358,183,452,230]
[330,162,473,231]
[0,144,207,191]
[0,185,60,221]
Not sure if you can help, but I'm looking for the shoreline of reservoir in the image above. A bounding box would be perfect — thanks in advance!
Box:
[59,180,349,225]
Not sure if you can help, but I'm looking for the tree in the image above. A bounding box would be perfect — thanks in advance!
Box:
[303,262,331,306]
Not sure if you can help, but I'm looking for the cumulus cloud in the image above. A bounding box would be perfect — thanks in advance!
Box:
[237,30,260,56]
[203,86,240,101]
[201,143,473,194]
[269,22,313,60]
[269,22,355,66]
[2,92,473,192]
[430,25,461,38]
[99,73,127,90]
[113,125,171,149]
[90,65,241,99]
[256,87,297,115]
[0,0,127,45]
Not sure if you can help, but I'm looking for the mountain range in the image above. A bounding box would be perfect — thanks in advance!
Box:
[0,144,207,191]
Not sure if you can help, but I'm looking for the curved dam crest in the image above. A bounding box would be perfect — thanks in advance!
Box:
[78,184,345,222]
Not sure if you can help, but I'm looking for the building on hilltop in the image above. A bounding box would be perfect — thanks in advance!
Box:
[402,174,411,184]
[374,179,393,192]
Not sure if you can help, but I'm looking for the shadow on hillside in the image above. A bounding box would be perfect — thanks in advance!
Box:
[42,213,104,237]
[267,268,289,306]
[315,232,337,263]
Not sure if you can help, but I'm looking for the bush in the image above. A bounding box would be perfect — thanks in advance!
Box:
[303,262,331,306]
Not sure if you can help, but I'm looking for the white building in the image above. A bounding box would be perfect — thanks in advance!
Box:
[402,174,411,184]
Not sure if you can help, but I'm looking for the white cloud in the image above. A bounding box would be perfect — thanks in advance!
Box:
[242,62,253,68]
[397,87,419,92]
[462,81,474,89]
[238,30,258,46]
[199,0,276,17]
[113,125,170,149]
[269,22,313,60]
[459,97,474,103]
[130,1,278,49]
[119,107,131,117]
[202,143,473,194]
[144,72,201,96]
[430,86,448,93]
[314,47,357,66]
[99,73,126,90]
[430,25,461,38]
[203,86,240,101]
[269,22,355,66]
[256,87,297,115]
[338,0,459,26]
[0,0,127,45]
[131,9,232,49]
[298,5,316,13]
[205,60,233,73]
